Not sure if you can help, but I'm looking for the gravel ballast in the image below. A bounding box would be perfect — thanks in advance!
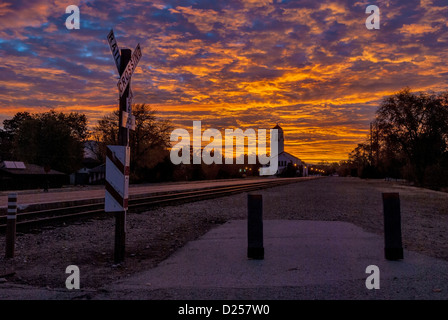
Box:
[0,177,447,292]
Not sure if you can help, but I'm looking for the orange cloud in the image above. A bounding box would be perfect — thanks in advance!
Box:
[1,0,448,164]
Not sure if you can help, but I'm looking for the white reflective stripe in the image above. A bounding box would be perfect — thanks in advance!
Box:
[105,191,123,212]
[8,202,17,206]
[7,215,16,219]
[7,209,17,213]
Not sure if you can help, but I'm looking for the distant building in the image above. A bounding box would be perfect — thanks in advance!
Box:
[69,140,105,185]
[69,157,105,186]
[274,124,308,176]
[0,161,67,190]
[88,163,105,184]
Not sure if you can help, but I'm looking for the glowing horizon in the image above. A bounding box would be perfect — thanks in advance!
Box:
[1,0,447,164]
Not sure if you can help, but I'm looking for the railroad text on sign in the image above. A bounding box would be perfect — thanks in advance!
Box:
[107,29,121,73]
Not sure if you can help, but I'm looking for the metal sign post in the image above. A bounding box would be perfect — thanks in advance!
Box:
[106,29,140,264]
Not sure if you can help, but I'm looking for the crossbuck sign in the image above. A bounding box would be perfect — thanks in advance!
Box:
[117,43,142,97]
[105,29,141,212]
[107,29,138,130]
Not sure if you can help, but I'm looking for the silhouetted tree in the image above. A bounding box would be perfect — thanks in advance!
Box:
[1,112,33,161]
[3,110,88,173]
[3,112,33,137]
[375,88,448,185]
[90,104,172,182]
[346,88,448,187]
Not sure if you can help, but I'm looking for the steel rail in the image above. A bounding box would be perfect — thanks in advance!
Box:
[0,178,305,231]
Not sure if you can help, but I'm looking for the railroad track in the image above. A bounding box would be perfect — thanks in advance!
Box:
[0,178,309,232]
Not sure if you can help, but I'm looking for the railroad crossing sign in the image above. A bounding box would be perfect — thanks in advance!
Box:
[107,29,121,72]
[117,43,142,97]
[105,29,142,263]
[105,28,139,214]
[108,29,138,130]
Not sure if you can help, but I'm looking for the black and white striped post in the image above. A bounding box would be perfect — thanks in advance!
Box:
[106,30,141,264]
[5,193,17,258]
[105,145,130,264]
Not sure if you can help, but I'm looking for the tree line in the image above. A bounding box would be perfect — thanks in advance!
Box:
[336,88,448,190]
[0,110,88,174]
[5,88,443,188]
[0,104,265,183]
[0,105,173,182]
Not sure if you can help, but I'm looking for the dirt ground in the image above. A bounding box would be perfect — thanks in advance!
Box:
[0,177,447,291]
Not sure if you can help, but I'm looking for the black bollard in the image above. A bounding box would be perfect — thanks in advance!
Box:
[247,194,264,259]
[382,193,404,260]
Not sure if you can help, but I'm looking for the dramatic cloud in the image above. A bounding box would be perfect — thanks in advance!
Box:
[1,0,447,162]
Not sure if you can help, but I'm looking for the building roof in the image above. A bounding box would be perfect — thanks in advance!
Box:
[2,161,26,169]
[278,151,304,165]
[0,161,65,175]
[89,163,105,173]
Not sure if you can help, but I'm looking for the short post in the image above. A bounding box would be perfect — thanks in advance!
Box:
[382,192,403,260]
[247,194,264,259]
[5,193,17,258]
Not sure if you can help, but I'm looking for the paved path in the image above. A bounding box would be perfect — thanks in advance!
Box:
[95,220,448,300]
[1,219,447,300]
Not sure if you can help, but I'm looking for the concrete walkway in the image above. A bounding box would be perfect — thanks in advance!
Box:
[95,220,448,300]
[1,219,447,300]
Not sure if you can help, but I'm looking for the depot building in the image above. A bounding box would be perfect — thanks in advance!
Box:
[274,124,308,177]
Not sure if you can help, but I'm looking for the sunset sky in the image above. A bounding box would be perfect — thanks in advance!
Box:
[1,0,447,163]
